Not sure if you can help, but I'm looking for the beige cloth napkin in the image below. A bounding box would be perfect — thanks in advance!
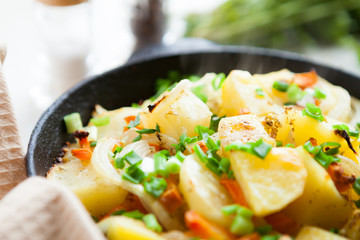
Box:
[0,46,105,240]
[0,46,27,198]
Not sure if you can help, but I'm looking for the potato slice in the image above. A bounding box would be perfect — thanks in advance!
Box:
[283,148,353,229]
[341,210,360,240]
[47,157,127,218]
[288,108,359,163]
[228,147,307,216]
[179,154,233,227]
[141,80,212,140]
[98,216,165,240]
[218,114,275,149]
[90,107,143,140]
[220,70,283,117]
[296,226,349,240]
[253,69,294,105]
[262,111,294,145]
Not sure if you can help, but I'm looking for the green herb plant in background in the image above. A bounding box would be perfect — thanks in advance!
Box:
[185,0,360,61]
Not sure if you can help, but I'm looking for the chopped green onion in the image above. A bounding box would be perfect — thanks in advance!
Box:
[64,112,83,134]
[272,81,289,92]
[90,116,110,127]
[111,209,126,216]
[113,146,123,154]
[357,122,360,130]
[261,235,281,240]
[173,134,198,153]
[303,140,321,155]
[154,151,168,177]
[122,150,142,165]
[314,150,340,169]
[131,103,141,108]
[255,225,272,235]
[287,84,304,103]
[349,129,360,138]
[284,143,294,148]
[191,85,208,103]
[320,142,341,155]
[228,170,234,179]
[222,204,254,235]
[230,215,254,235]
[132,135,142,142]
[276,141,283,147]
[209,114,225,132]
[225,138,272,159]
[330,228,340,234]
[354,199,360,208]
[255,88,265,97]
[188,75,201,82]
[175,151,186,162]
[122,162,145,184]
[90,141,97,148]
[353,177,360,196]
[212,73,226,90]
[195,125,215,140]
[314,87,326,99]
[218,158,230,175]
[127,114,140,129]
[193,144,207,162]
[205,137,220,152]
[333,124,349,131]
[222,204,241,215]
[114,157,125,169]
[143,214,162,233]
[122,210,144,220]
[302,103,324,122]
[333,124,359,139]
[143,177,167,198]
[165,157,182,174]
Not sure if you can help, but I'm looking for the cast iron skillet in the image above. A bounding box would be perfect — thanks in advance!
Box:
[26,44,360,176]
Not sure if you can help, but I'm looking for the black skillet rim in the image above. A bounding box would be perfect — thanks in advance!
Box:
[26,45,360,176]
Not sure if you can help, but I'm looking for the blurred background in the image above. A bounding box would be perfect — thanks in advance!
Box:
[0,0,359,148]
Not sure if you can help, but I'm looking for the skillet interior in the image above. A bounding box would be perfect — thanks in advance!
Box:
[26,46,360,176]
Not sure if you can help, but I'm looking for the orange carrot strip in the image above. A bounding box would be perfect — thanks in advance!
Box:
[197,141,209,154]
[71,148,93,161]
[237,233,261,240]
[185,211,234,240]
[220,179,249,208]
[79,137,90,148]
[124,115,136,124]
[149,143,161,152]
[264,212,298,235]
[293,69,317,89]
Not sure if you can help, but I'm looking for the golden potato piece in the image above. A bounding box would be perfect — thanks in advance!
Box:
[228,147,307,216]
[98,216,165,240]
[47,158,127,218]
[296,226,348,240]
[179,154,233,228]
[288,108,359,163]
[141,80,212,140]
[283,148,353,229]
[220,70,283,117]
[218,114,275,150]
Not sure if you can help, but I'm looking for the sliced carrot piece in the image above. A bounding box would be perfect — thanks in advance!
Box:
[220,179,249,208]
[124,115,136,124]
[293,69,317,89]
[71,148,93,161]
[185,211,234,240]
[197,141,209,154]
